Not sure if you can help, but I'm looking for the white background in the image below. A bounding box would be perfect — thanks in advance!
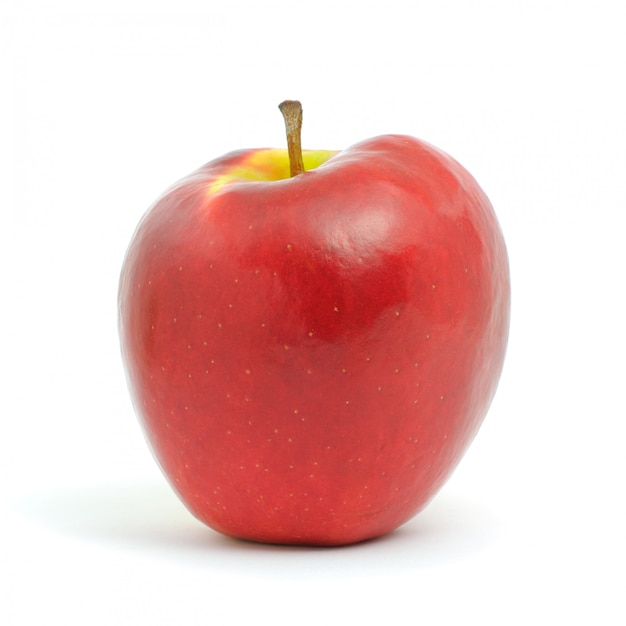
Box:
[2,1,625,624]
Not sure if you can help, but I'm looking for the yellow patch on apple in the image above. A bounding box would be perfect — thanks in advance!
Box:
[209,148,337,194]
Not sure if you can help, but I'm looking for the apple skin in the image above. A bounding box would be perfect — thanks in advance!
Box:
[118,134,510,546]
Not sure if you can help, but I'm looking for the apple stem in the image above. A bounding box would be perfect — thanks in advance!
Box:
[279,100,306,177]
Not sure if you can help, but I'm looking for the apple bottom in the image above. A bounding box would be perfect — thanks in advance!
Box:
[153,419,469,547]
[139,353,483,547]
[158,444,449,547]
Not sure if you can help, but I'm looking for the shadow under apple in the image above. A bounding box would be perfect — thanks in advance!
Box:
[15,481,501,576]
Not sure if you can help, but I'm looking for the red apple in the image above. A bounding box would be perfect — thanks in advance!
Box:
[118,101,510,546]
